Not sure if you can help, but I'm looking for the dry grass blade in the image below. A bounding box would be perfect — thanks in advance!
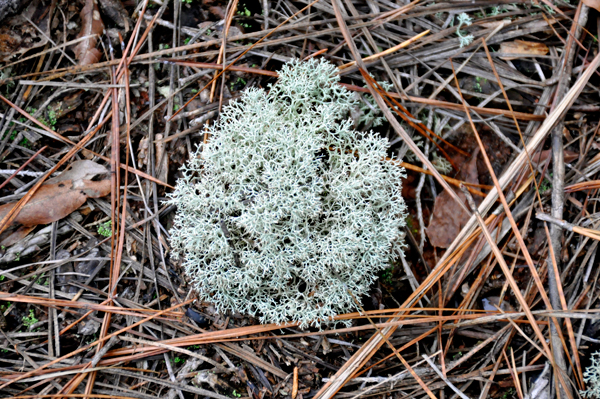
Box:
[0,292,183,319]
[0,298,194,390]
[0,146,46,191]
[344,288,436,399]
[450,53,577,396]
[543,222,584,388]
[164,59,545,122]
[537,213,600,241]
[362,73,467,163]
[565,180,600,192]
[443,49,600,262]
[458,184,573,398]
[338,30,430,70]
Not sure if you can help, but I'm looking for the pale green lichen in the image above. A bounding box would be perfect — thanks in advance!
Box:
[168,59,407,327]
[582,351,600,398]
[456,13,474,48]
[357,78,394,128]
[431,152,452,174]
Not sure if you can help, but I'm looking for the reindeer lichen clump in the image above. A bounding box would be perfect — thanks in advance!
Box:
[168,59,407,327]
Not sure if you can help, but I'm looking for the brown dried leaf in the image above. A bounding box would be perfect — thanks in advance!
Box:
[499,40,549,60]
[0,225,36,247]
[46,160,109,184]
[427,149,480,248]
[0,161,110,227]
[0,180,110,226]
[74,0,105,66]
[530,149,579,166]
[583,0,600,12]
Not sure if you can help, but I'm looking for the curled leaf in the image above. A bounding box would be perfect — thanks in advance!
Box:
[74,0,105,65]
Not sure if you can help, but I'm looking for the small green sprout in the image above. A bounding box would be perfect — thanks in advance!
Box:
[406,217,418,235]
[539,178,552,192]
[35,274,47,285]
[2,131,18,142]
[19,137,31,148]
[97,221,112,238]
[86,332,100,345]
[488,6,506,16]
[22,309,38,328]
[500,388,516,399]
[539,173,553,192]
[381,268,393,285]
[237,4,251,17]
[232,390,242,398]
[46,109,57,128]
[184,37,191,45]
[230,77,247,91]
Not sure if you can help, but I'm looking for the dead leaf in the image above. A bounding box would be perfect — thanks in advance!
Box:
[46,159,109,184]
[155,134,168,184]
[74,0,105,65]
[583,0,600,12]
[0,160,110,227]
[78,318,101,335]
[0,225,36,247]
[427,149,481,248]
[530,149,579,166]
[0,180,110,226]
[499,40,549,60]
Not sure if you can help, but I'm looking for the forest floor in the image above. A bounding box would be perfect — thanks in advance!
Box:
[0,0,600,398]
